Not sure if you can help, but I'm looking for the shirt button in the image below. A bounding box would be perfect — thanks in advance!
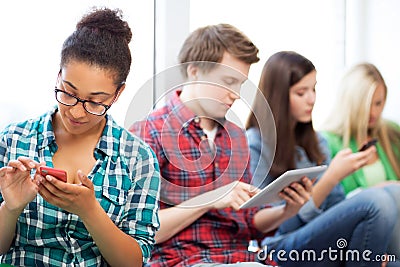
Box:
[215,162,219,168]
[201,135,207,140]
[194,117,200,123]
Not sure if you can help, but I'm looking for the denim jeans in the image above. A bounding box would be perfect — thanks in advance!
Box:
[261,188,397,267]
[384,185,400,267]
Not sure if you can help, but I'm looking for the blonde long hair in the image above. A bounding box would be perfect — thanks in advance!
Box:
[323,63,400,178]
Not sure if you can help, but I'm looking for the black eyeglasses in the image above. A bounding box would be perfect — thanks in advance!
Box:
[54,82,124,116]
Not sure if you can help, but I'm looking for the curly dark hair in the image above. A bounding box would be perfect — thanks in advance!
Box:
[60,7,132,85]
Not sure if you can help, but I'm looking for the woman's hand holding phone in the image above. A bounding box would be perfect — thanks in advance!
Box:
[38,166,67,182]
[328,144,377,183]
[38,169,97,217]
[358,138,378,152]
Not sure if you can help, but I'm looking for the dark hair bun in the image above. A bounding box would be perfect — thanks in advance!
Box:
[77,7,132,44]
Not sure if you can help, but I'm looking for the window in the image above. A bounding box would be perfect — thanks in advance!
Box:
[0,1,154,129]
[154,0,400,128]
[2,1,399,130]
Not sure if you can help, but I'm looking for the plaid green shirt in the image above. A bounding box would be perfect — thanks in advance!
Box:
[0,107,160,266]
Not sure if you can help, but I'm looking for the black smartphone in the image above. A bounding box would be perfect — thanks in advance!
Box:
[358,138,378,152]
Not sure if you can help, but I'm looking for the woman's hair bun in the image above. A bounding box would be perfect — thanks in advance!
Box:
[77,7,132,44]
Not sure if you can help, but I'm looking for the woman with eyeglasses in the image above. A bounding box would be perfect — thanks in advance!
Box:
[0,7,159,267]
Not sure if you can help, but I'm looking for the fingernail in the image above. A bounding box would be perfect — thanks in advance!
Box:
[29,162,35,168]
[21,166,27,171]
[46,175,52,182]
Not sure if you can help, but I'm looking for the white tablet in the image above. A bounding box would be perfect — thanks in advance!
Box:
[240,165,327,209]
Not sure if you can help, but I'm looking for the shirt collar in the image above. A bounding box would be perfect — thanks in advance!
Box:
[95,113,120,162]
[37,106,119,162]
[167,90,200,128]
[37,106,57,150]
[166,90,226,130]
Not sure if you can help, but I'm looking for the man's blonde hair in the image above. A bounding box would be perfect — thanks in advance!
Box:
[178,23,259,77]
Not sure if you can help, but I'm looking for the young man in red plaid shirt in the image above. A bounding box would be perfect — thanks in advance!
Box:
[130,24,313,266]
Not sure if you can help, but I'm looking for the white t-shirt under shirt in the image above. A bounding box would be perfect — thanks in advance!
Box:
[347,159,386,198]
[203,127,218,152]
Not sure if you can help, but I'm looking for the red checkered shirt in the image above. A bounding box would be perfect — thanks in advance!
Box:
[130,90,268,267]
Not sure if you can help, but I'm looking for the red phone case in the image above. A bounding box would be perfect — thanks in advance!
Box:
[39,166,67,182]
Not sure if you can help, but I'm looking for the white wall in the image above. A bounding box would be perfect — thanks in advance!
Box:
[1,0,399,131]
[343,0,400,125]
[0,0,154,129]
[154,0,400,128]
[364,0,400,125]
